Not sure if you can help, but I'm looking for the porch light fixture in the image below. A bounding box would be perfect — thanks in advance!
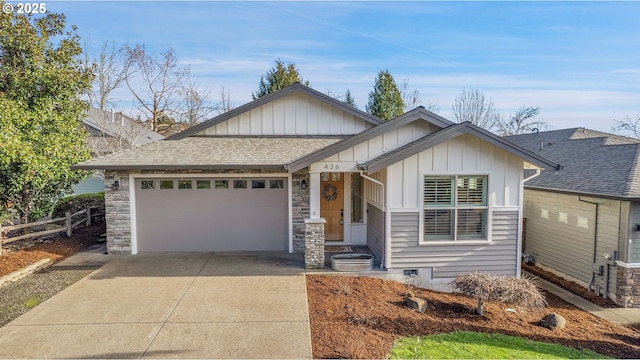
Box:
[300,179,307,190]
[111,180,120,191]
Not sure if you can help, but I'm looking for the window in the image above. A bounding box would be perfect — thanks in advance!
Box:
[160,180,174,189]
[141,180,154,190]
[178,180,192,189]
[423,175,487,241]
[269,179,284,189]
[233,180,247,189]
[196,180,211,189]
[252,180,265,189]
[215,180,228,189]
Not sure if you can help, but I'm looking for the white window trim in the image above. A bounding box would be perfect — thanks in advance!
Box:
[418,173,492,245]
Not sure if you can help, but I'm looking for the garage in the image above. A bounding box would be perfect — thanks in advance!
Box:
[134,177,288,252]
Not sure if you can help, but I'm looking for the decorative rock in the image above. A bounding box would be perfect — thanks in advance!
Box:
[405,296,427,313]
[539,312,566,329]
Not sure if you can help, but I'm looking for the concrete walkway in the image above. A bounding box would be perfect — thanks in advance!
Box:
[0,251,312,359]
[526,271,640,324]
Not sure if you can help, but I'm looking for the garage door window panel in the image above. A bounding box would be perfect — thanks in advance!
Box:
[196,180,211,189]
[160,180,174,189]
[215,180,228,189]
[141,180,154,190]
[252,180,266,189]
[234,180,247,189]
[270,179,284,189]
[178,180,192,189]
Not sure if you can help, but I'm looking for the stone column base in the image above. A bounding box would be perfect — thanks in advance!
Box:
[304,218,326,269]
[617,264,640,308]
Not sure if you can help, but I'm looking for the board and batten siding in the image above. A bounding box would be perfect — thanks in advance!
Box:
[366,204,385,262]
[388,133,524,209]
[523,189,620,298]
[195,92,373,136]
[323,121,438,163]
[389,211,519,277]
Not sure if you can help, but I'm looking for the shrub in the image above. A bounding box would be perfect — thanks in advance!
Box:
[52,192,105,219]
[451,272,547,316]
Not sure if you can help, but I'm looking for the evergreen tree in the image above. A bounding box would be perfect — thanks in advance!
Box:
[366,70,404,121]
[252,59,309,99]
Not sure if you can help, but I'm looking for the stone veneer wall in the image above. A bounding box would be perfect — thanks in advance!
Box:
[617,265,640,308]
[103,168,291,255]
[104,170,132,254]
[292,169,310,253]
[304,219,325,268]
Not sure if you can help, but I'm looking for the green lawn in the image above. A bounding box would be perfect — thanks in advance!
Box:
[389,331,608,359]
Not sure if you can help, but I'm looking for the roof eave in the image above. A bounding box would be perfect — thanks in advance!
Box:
[524,185,640,201]
[71,164,287,171]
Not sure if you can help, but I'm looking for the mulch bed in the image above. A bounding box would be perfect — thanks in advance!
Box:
[0,224,105,277]
[523,262,619,308]
[306,275,640,359]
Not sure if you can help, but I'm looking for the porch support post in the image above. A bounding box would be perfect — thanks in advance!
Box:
[304,218,326,269]
[309,172,321,219]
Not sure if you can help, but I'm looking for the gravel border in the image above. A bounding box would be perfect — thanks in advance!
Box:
[0,265,99,327]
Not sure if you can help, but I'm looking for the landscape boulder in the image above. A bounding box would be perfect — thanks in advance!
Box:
[405,295,427,313]
[539,312,566,330]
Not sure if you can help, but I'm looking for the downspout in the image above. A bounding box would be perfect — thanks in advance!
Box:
[578,196,600,294]
[360,171,386,269]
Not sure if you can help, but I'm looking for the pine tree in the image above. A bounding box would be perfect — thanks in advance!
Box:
[366,70,404,121]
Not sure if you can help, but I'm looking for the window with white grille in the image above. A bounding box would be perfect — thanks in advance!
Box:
[423,175,487,241]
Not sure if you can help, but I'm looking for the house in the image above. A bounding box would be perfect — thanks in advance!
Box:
[507,128,640,307]
[73,83,559,290]
[72,107,165,194]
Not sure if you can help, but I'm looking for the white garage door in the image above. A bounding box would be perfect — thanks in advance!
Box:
[135,177,288,252]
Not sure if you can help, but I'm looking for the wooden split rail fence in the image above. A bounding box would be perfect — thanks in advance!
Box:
[0,206,104,256]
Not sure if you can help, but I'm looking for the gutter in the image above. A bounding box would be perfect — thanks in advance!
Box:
[360,171,387,270]
[523,169,541,183]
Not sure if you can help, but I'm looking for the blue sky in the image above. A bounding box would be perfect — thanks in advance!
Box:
[47,1,640,133]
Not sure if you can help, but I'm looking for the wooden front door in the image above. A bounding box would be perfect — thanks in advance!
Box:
[320,173,344,241]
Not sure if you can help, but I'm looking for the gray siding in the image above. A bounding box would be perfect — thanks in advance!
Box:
[72,177,105,195]
[524,189,621,298]
[389,211,518,278]
[366,203,385,261]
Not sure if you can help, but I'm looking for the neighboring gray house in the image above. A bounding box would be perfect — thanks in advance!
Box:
[72,107,164,194]
[73,84,558,290]
[507,128,640,307]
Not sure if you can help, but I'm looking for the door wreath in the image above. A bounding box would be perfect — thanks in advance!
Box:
[322,183,338,201]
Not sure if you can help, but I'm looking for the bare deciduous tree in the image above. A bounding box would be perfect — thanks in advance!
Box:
[219,86,234,114]
[123,44,187,132]
[85,40,127,110]
[177,70,218,127]
[496,106,549,136]
[612,115,640,138]
[452,87,500,131]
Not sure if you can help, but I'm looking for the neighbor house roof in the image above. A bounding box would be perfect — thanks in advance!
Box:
[359,122,561,173]
[72,137,344,170]
[506,128,640,198]
[167,83,384,140]
[84,107,164,146]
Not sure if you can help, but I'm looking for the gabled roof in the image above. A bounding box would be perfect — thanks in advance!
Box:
[359,122,561,173]
[287,106,455,172]
[84,107,164,146]
[166,83,384,140]
[72,136,344,170]
[506,128,640,198]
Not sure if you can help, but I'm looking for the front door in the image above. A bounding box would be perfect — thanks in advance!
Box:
[320,173,344,241]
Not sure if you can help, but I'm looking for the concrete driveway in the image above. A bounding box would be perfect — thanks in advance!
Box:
[0,252,312,359]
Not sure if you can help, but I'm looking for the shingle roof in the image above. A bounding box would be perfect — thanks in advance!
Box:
[506,128,640,198]
[84,107,165,146]
[72,137,344,170]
